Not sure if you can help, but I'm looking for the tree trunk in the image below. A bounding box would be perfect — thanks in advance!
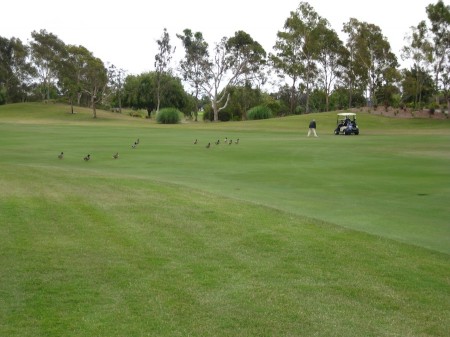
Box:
[290,83,296,114]
[212,99,219,121]
[447,98,450,117]
[91,95,97,118]
[156,77,161,113]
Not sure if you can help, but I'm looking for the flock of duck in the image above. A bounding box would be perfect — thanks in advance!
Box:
[196,137,240,148]
[57,138,139,161]
[57,136,240,161]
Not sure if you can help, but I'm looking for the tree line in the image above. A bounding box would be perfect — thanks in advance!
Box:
[0,1,449,121]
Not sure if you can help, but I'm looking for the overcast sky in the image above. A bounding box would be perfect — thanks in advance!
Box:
[1,0,436,75]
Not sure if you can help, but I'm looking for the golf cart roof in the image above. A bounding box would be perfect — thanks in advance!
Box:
[337,112,356,117]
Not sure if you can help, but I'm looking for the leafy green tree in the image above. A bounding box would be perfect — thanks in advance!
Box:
[441,58,450,113]
[58,45,92,113]
[107,64,126,113]
[30,29,67,102]
[330,86,366,110]
[426,0,450,104]
[0,36,35,103]
[179,30,266,121]
[123,72,190,117]
[122,74,140,109]
[271,2,326,114]
[209,31,266,121]
[316,25,348,111]
[401,20,434,108]
[80,55,108,118]
[177,29,209,121]
[401,67,435,106]
[340,20,367,108]
[135,73,156,116]
[342,18,398,108]
[220,83,264,120]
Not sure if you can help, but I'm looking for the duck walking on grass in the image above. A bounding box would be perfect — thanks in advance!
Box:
[84,154,91,161]
[112,152,119,159]
[58,152,64,159]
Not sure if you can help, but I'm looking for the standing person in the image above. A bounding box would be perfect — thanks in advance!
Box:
[307,119,318,137]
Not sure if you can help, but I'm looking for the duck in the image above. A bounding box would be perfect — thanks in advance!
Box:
[194,139,198,144]
[215,139,220,145]
[235,138,239,144]
[112,152,119,159]
[206,142,211,148]
[83,154,91,161]
[58,151,64,159]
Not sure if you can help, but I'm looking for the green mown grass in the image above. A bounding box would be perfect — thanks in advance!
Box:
[0,103,449,336]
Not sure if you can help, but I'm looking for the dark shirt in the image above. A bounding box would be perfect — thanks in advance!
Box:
[309,121,316,129]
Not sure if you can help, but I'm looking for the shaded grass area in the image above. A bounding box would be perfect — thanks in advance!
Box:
[0,165,449,337]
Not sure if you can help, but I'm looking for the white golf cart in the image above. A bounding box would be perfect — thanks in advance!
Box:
[334,112,359,135]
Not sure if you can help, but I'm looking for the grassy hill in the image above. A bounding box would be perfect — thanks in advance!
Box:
[1,102,449,336]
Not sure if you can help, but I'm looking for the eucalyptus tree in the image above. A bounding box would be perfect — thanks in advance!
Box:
[30,29,66,102]
[80,54,108,118]
[154,28,174,113]
[342,18,398,108]
[206,31,266,121]
[426,0,450,104]
[316,26,348,111]
[401,67,434,105]
[441,60,450,112]
[177,29,209,121]
[401,21,433,108]
[177,29,265,121]
[340,20,366,108]
[271,2,326,114]
[107,64,126,113]
[58,45,92,113]
[0,36,34,103]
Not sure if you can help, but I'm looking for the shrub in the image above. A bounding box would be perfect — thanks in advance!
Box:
[156,108,181,124]
[247,105,273,120]
[428,102,439,115]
